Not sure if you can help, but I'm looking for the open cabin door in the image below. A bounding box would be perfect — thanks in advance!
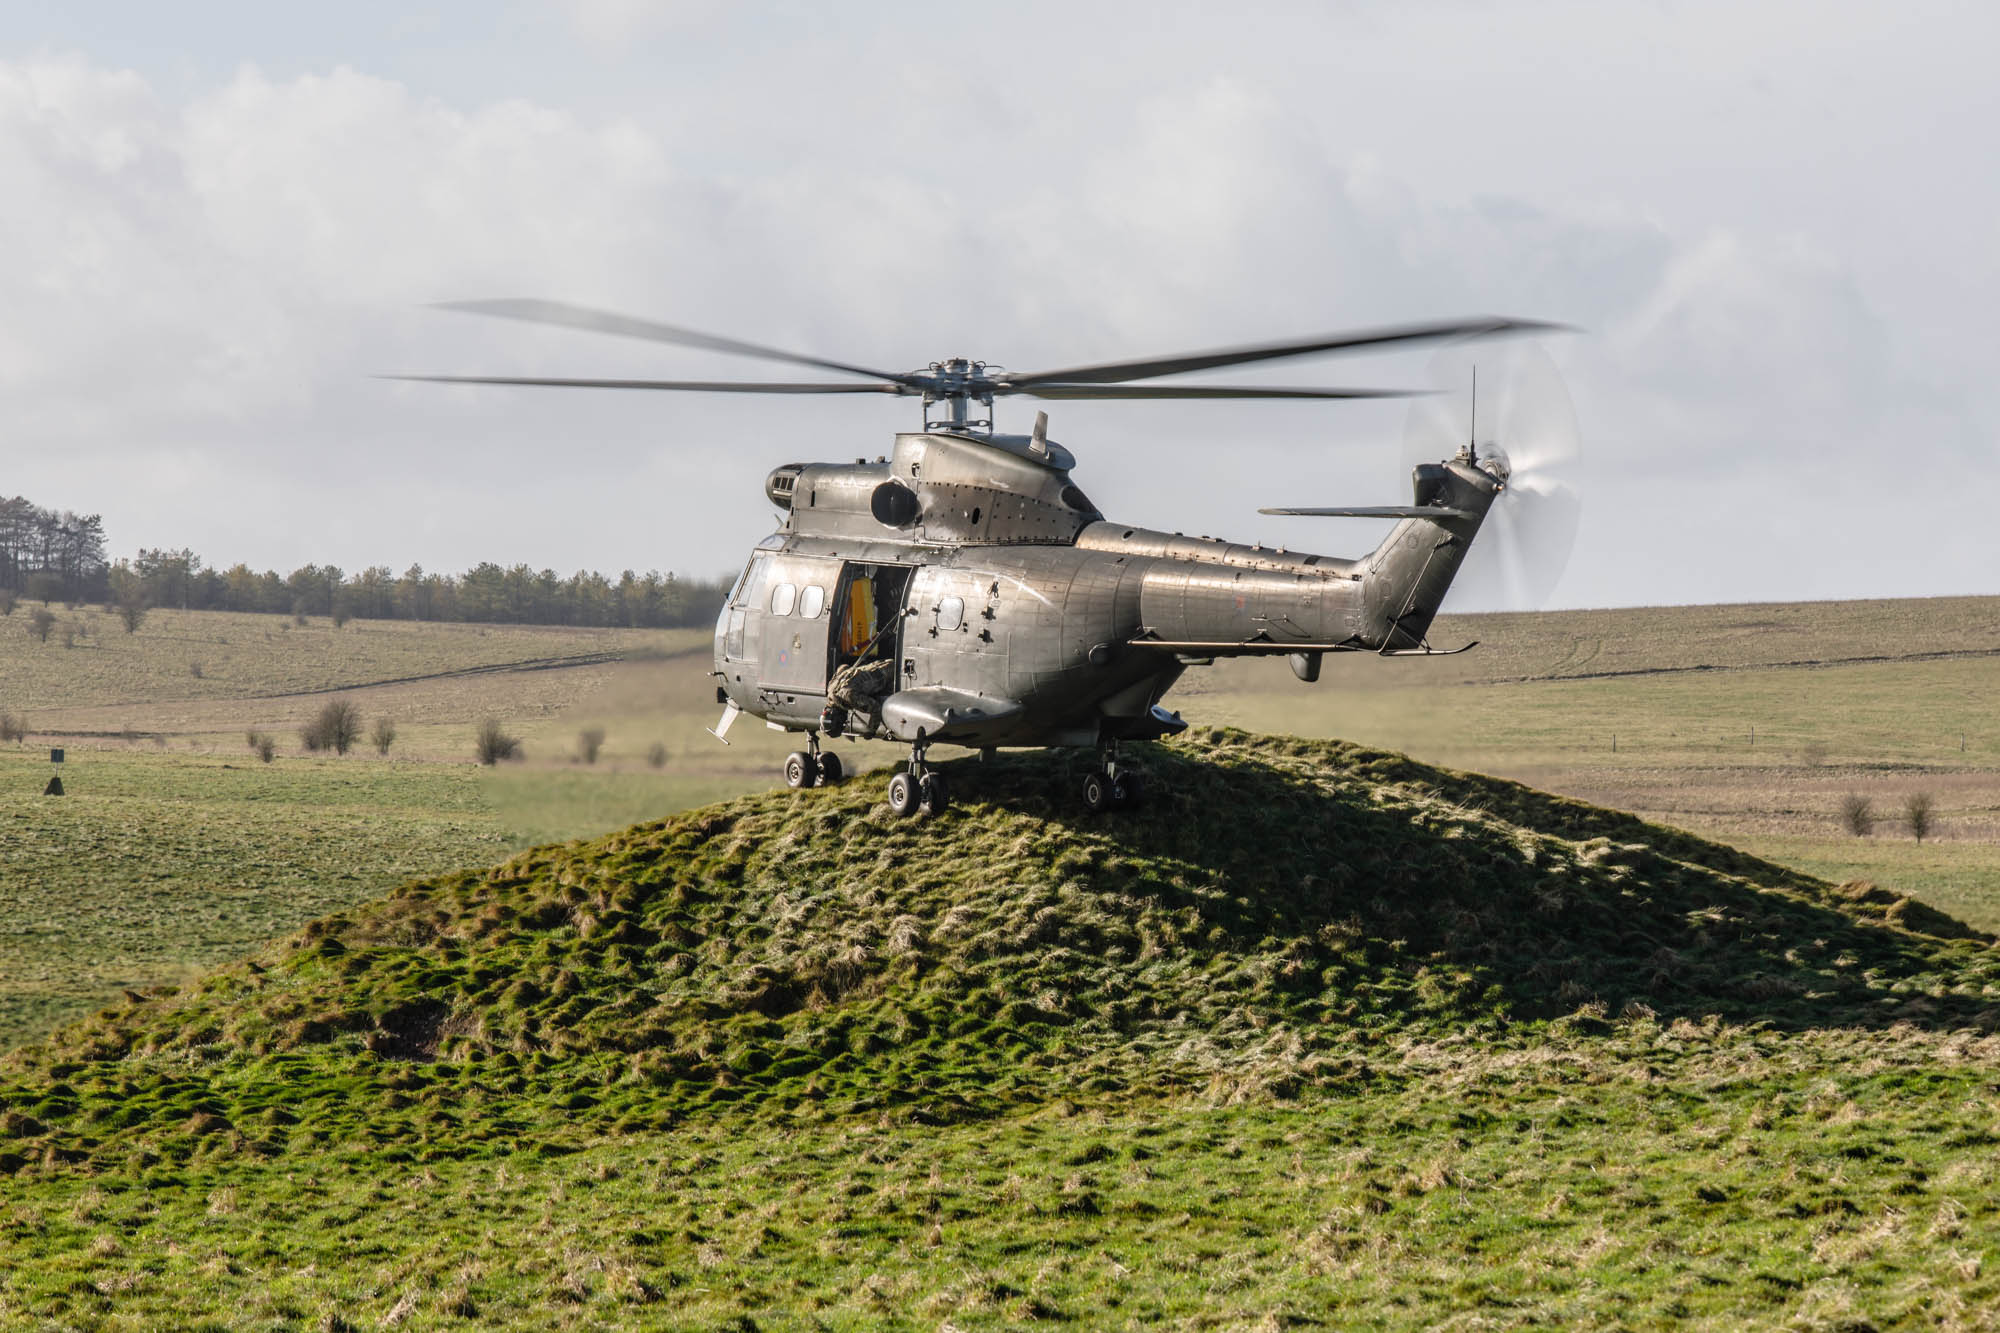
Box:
[832,562,914,677]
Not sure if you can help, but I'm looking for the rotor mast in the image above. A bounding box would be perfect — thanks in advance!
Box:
[922,358,996,434]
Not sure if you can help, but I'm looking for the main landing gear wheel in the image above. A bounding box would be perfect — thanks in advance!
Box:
[816,751,844,785]
[1081,743,1144,813]
[784,751,816,789]
[887,735,951,819]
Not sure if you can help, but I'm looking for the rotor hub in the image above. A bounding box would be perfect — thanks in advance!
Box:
[920,358,1000,432]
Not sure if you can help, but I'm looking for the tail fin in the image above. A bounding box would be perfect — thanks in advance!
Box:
[1355,460,1502,649]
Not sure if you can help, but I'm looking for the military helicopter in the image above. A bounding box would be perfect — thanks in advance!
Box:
[398,301,1580,816]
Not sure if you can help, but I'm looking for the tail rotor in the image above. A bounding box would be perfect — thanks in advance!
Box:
[1402,340,1582,611]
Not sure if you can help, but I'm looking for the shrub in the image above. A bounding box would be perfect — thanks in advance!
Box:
[332,607,351,629]
[0,712,26,743]
[189,661,204,679]
[246,731,276,763]
[300,698,363,755]
[27,607,54,642]
[372,717,397,757]
[0,589,15,615]
[1906,792,1936,844]
[646,741,668,769]
[578,727,606,765]
[117,600,146,634]
[475,718,522,766]
[1840,793,1873,838]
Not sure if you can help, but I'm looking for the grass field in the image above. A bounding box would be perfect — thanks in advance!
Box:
[5,593,2000,1050]
[1179,596,2000,926]
[3,735,1997,1328]
[0,610,838,1046]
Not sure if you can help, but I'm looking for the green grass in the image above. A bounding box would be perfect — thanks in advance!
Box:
[6,1062,1996,1330]
[481,766,771,851]
[3,733,1998,1327]
[0,744,795,1047]
[1189,645,2000,926]
[9,595,2000,1053]
[0,613,783,1046]
[1731,833,2000,934]
[0,748,507,1043]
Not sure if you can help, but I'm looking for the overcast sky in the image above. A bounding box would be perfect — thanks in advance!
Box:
[4,0,1994,610]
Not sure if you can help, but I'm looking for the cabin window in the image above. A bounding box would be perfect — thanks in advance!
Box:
[938,596,965,631]
[799,585,826,619]
[770,583,797,616]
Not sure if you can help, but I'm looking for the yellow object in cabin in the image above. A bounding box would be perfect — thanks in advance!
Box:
[841,577,875,656]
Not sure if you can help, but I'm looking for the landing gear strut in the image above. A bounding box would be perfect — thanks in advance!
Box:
[886,737,950,818]
[1081,743,1144,814]
[783,733,844,789]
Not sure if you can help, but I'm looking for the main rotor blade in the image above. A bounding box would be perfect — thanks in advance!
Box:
[1010,315,1570,388]
[1260,506,1479,520]
[435,299,925,388]
[382,374,911,394]
[1006,383,1429,400]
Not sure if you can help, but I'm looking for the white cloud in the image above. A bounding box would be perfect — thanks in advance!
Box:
[0,34,1987,609]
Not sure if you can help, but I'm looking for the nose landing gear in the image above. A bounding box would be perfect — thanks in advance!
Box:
[783,733,845,789]
[1081,744,1144,814]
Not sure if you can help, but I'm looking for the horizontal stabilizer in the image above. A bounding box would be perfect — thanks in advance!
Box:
[1380,640,1480,657]
[1258,505,1478,520]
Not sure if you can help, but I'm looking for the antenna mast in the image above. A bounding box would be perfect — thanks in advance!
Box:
[1467,365,1478,465]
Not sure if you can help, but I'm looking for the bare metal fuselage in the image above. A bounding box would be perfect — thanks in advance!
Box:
[714,428,1501,752]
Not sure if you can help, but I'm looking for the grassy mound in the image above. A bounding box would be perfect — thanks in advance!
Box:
[4,730,1999,1328]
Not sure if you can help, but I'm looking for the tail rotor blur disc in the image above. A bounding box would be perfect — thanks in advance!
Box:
[1401,340,1581,611]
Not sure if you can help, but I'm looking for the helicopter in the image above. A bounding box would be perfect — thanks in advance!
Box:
[398,302,1580,816]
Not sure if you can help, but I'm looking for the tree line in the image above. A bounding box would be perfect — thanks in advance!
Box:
[0,497,109,602]
[3,494,733,630]
[105,552,732,629]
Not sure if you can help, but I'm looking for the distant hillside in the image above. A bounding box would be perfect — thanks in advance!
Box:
[4,732,1998,1328]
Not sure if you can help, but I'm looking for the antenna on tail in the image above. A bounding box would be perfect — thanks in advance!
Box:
[1466,366,1479,465]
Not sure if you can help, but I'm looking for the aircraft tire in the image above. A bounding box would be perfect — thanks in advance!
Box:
[919,771,950,816]
[816,752,844,785]
[784,751,815,789]
[1082,771,1111,813]
[887,770,919,816]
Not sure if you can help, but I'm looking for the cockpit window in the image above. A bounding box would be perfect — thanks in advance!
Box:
[799,585,826,619]
[770,583,798,616]
[734,553,773,610]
